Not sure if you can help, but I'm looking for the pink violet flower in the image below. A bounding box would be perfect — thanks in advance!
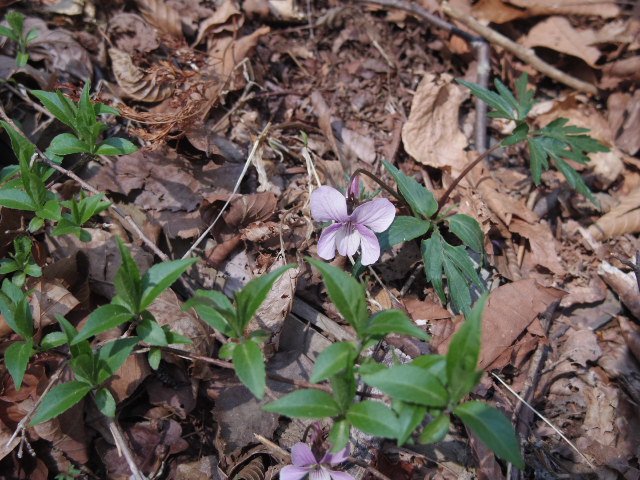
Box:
[280,442,354,480]
[310,185,395,265]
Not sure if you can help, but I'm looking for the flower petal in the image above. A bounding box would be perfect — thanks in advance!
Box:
[335,223,360,258]
[280,466,311,480]
[328,471,356,480]
[351,198,395,232]
[310,467,332,480]
[317,223,343,260]
[355,225,380,265]
[311,186,348,222]
[291,443,317,467]
[321,444,349,465]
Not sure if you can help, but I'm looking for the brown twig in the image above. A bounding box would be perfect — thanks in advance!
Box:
[440,1,599,95]
[106,416,148,480]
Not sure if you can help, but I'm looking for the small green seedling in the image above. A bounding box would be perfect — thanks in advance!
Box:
[0,11,38,67]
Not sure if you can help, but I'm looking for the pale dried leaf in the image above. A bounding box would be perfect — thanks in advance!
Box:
[559,328,602,367]
[193,0,243,47]
[508,0,619,18]
[608,91,640,156]
[224,192,278,228]
[108,13,160,54]
[520,16,601,67]
[598,261,640,320]
[402,73,468,176]
[109,47,175,102]
[28,277,79,328]
[588,186,640,240]
[137,0,183,37]
[510,219,566,275]
[340,127,376,164]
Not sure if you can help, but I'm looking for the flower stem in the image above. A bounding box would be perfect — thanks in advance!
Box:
[350,169,412,212]
[436,142,502,214]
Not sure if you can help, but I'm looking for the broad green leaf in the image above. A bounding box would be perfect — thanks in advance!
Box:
[447,215,483,254]
[95,137,138,156]
[70,353,96,385]
[263,389,341,418]
[15,52,28,68]
[419,412,450,444]
[330,370,357,412]
[30,381,92,426]
[218,341,236,359]
[25,28,38,44]
[136,315,168,346]
[31,90,77,129]
[6,12,24,34]
[310,342,356,383]
[456,79,515,120]
[422,233,445,302]
[232,340,266,399]
[394,400,427,445]
[446,294,486,402]
[382,160,437,218]
[5,339,34,390]
[55,314,91,359]
[454,401,524,468]
[363,365,448,407]
[347,400,399,438]
[0,121,35,165]
[47,133,90,155]
[0,259,18,274]
[95,387,116,418]
[36,198,61,221]
[0,25,18,41]
[364,309,430,341]
[72,304,134,344]
[12,297,33,339]
[377,216,431,251]
[234,263,296,331]
[114,238,142,312]
[307,258,367,333]
[412,354,447,384]
[96,337,139,384]
[0,189,36,211]
[40,331,67,350]
[329,420,351,454]
[139,257,198,311]
[163,326,192,345]
[148,347,161,370]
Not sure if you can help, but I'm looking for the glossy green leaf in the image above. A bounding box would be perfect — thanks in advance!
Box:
[40,331,67,350]
[31,90,77,129]
[218,341,236,359]
[12,297,34,339]
[232,340,266,399]
[30,381,92,426]
[446,294,486,402]
[0,121,35,166]
[421,234,445,302]
[394,400,427,445]
[329,419,351,453]
[377,216,431,251]
[263,389,341,418]
[307,258,367,333]
[114,238,142,312]
[47,133,90,155]
[95,387,116,418]
[382,160,437,218]
[347,400,399,438]
[148,347,161,370]
[136,315,168,346]
[234,263,296,331]
[0,25,18,41]
[447,214,483,253]
[329,371,357,412]
[419,412,450,444]
[70,353,96,385]
[310,342,356,383]
[364,309,430,341]
[454,401,524,468]
[363,365,448,407]
[0,189,36,211]
[95,137,138,156]
[183,290,236,336]
[96,337,139,384]
[139,257,198,311]
[72,304,134,344]
[5,339,34,390]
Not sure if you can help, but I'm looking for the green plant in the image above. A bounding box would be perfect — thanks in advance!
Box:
[0,236,41,287]
[0,11,38,67]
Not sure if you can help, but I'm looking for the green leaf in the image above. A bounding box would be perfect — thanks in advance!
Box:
[263,389,341,418]
[218,341,236,358]
[72,304,134,344]
[382,160,437,218]
[15,52,28,68]
[47,133,90,155]
[514,73,535,119]
[11,297,34,339]
[394,400,427,445]
[330,371,357,412]
[363,365,448,407]
[232,340,266,399]
[77,81,95,138]
[40,331,67,350]
[377,216,431,251]
[456,79,515,120]
[234,263,296,331]
[30,381,92,426]
[412,354,447,383]
[31,90,77,130]
[0,259,18,274]
[25,28,38,44]
[0,25,18,42]
[0,189,36,211]
[148,347,161,370]
[364,309,430,341]
[419,412,450,444]
[96,337,139,384]
[501,122,529,147]
[307,258,368,333]
[70,353,96,385]
[113,238,142,312]
[36,198,61,221]
[347,400,399,438]
[329,419,351,453]
[422,234,445,302]
[94,103,120,115]
[6,11,24,35]
[5,339,34,390]
[1,121,35,166]
[95,387,116,418]
[95,137,138,156]
[139,257,198,311]
[446,294,486,402]
[527,137,547,185]
[310,342,357,383]
[136,315,168,346]
[454,401,524,468]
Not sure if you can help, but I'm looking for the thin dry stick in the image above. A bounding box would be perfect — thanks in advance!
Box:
[0,106,170,262]
[182,122,272,259]
[106,416,148,480]
[491,372,596,470]
[441,1,599,95]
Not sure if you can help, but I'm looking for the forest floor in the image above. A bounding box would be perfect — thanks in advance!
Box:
[0,0,639,479]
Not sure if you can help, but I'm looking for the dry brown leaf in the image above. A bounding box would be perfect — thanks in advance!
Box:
[510,219,566,275]
[559,328,601,367]
[471,0,529,23]
[109,47,175,102]
[339,127,376,164]
[137,0,183,38]
[108,13,160,55]
[608,91,640,156]
[28,277,79,328]
[520,16,601,67]
[588,186,640,240]
[106,353,151,403]
[618,316,640,364]
[402,73,468,176]
[598,261,640,320]
[508,0,619,18]
[193,0,243,47]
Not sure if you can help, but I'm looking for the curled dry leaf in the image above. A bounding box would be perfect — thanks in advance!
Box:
[193,0,243,47]
[137,0,183,38]
[510,219,566,275]
[588,186,640,240]
[224,192,278,229]
[608,91,640,156]
[109,47,175,102]
[402,73,469,176]
[598,261,640,320]
[473,0,619,23]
